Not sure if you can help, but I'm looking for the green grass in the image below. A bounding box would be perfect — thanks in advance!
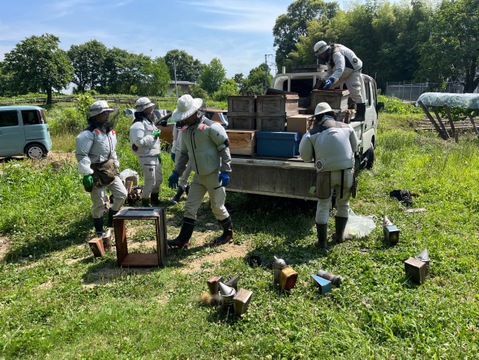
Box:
[1,110,479,359]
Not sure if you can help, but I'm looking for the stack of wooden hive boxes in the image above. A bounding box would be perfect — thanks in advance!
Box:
[227,94,313,158]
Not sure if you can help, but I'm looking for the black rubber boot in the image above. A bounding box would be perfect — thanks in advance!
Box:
[213,216,233,245]
[316,223,328,248]
[151,193,160,207]
[107,209,118,228]
[334,216,348,243]
[354,103,366,121]
[141,198,151,207]
[171,186,185,204]
[93,217,104,237]
[167,217,195,248]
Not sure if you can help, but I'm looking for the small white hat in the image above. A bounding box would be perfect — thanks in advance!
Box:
[88,100,114,118]
[314,102,334,116]
[135,97,155,112]
[313,40,330,55]
[171,94,203,122]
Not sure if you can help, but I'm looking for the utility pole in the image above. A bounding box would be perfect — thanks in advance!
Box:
[173,60,179,98]
[264,54,273,93]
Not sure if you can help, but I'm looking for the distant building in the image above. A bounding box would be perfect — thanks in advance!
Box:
[167,80,195,96]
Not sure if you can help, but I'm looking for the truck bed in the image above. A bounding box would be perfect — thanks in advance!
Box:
[228,155,317,200]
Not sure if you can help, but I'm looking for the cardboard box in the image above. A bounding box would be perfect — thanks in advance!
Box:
[226,130,256,155]
[256,131,299,158]
[228,95,255,115]
[228,115,255,130]
[287,114,312,137]
[256,115,286,132]
[256,94,299,116]
[309,89,349,112]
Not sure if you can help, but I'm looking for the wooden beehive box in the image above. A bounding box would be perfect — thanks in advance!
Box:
[226,130,256,155]
[228,115,256,130]
[256,94,299,117]
[309,89,349,112]
[228,95,256,116]
[256,115,286,132]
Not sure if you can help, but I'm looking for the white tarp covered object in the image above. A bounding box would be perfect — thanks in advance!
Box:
[416,92,479,109]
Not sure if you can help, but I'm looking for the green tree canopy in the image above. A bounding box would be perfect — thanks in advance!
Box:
[240,63,272,95]
[164,50,204,82]
[199,58,226,95]
[417,0,479,92]
[3,33,73,104]
[68,40,107,93]
[137,57,171,97]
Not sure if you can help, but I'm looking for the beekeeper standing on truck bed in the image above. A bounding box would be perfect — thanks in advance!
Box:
[299,102,359,248]
[167,94,233,248]
[313,40,366,121]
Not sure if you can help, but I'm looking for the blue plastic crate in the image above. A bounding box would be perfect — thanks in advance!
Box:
[256,131,300,158]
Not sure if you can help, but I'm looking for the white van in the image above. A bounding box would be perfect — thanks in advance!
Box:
[0,105,52,159]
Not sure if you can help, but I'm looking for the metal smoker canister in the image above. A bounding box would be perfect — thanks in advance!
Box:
[273,256,286,285]
[317,270,342,286]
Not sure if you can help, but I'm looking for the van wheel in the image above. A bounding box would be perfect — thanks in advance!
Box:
[365,144,375,169]
[25,144,47,159]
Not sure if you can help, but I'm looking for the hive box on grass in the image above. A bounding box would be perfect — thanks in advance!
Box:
[256,131,300,158]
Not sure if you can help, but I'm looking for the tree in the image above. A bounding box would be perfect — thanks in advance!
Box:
[417,0,479,92]
[68,40,107,93]
[3,34,73,104]
[164,50,204,82]
[240,63,272,95]
[273,0,339,71]
[137,57,171,96]
[199,58,226,95]
[212,79,239,101]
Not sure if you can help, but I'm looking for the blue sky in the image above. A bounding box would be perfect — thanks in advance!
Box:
[0,0,379,79]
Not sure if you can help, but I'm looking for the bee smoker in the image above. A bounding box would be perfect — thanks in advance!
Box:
[273,256,286,286]
[317,270,342,286]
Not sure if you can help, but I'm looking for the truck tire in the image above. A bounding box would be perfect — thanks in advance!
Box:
[365,144,375,169]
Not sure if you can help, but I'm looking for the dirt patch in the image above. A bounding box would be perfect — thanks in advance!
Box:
[0,235,10,261]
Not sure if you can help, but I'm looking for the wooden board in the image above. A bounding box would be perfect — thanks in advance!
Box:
[226,130,256,155]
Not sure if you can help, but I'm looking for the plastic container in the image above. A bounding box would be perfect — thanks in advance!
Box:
[256,131,300,158]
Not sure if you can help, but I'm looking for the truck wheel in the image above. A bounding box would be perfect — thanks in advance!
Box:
[25,143,47,159]
[365,144,375,169]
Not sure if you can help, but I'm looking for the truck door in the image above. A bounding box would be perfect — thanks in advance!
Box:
[0,110,24,157]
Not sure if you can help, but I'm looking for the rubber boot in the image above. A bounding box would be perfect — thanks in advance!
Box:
[334,216,348,243]
[141,197,151,207]
[93,217,104,238]
[151,192,160,207]
[316,223,328,248]
[354,103,366,121]
[171,186,184,204]
[167,217,195,248]
[213,216,233,245]
[107,209,118,228]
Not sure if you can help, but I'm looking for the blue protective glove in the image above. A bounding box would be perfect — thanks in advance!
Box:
[219,172,230,187]
[82,174,94,192]
[152,129,161,139]
[323,77,335,90]
[171,152,176,162]
[168,172,179,189]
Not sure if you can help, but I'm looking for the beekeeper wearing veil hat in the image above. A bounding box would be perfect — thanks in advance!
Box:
[167,94,233,248]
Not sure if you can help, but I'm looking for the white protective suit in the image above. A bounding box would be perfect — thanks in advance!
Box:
[75,123,127,218]
[173,116,232,221]
[172,124,193,189]
[129,112,163,199]
[299,115,359,224]
[323,44,365,104]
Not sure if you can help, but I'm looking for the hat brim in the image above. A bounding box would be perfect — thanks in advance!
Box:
[136,103,155,112]
[171,98,203,122]
[88,107,114,117]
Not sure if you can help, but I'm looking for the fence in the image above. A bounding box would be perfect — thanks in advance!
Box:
[386,81,477,102]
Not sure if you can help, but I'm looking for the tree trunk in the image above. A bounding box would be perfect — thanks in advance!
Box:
[46,88,53,105]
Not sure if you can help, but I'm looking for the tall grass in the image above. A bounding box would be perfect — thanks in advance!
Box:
[1,108,479,359]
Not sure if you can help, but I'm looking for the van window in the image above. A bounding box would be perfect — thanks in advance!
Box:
[22,110,42,125]
[0,111,19,127]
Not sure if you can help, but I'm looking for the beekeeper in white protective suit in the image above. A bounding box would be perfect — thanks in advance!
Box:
[75,100,127,237]
[167,94,232,248]
[129,97,163,206]
[313,40,366,121]
[299,102,359,249]
[170,119,193,203]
